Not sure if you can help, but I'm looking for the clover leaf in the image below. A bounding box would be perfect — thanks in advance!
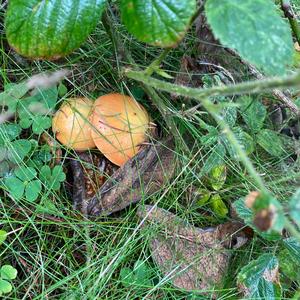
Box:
[0,265,17,296]
[4,166,41,201]
[39,165,66,191]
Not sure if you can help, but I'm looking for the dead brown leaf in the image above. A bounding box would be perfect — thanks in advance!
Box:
[79,138,176,216]
[137,205,249,294]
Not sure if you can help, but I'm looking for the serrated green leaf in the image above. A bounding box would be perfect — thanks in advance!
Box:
[4,176,25,200]
[237,254,281,299]
[14,166,37,181]
[222,127,254,159]
[120,0,196,47]
[205,0,293,75]
[1,265,17,280]
[0,279,12,294]
[240,96,267,133]
[233,198,281,241]
[31,116,52,134]
[278,249,300,281]
[283,237,300,265]
[0,230,7,246]
[289,189,300,227]
[210,194,228,218]
[257,129,285,157]
[200,143,226,176]
[209,165,227,191]
[223,106,237,128]
[5,0,107,59]
[25,180,42,202]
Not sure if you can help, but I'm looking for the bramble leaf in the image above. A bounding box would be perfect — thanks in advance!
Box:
[237,254,281,299]
[222,127,254,159]
[120,0,196,47]
[240,96,267,133]
[283,237,300,265]
[200,143,226,176]
[5,0,107,59]
[257,129,285,157]
[205,0,293,75]
[289,189,300,227]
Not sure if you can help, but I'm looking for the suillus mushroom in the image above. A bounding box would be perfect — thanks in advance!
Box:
[90,93,150,166]
[52,97,96,151]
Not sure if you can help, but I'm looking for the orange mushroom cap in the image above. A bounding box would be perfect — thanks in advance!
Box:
[90,93,150,166]
[52,97,95,151]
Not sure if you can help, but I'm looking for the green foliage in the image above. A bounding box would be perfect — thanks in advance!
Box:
[0,265,17,296]
[205,0,293,75]
[4,166,42,201]
[237,254,282,299]
[256,129,285,157]
[198,165,228,218]
[0,231,7,246]
[233,198,282,241]
[289,189,300,227]
[240,96,267,133]
[283,237,300,265]
[120,0,196,47]
[120,260,153,288]
[39,165,66,191]
[278,249,300,281]
[5,0,107,59]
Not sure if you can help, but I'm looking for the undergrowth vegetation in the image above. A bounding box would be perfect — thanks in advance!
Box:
[0,0,300,299]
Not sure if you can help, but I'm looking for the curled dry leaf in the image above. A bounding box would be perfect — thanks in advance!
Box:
[137,205,249,294]
[86,138,176,216]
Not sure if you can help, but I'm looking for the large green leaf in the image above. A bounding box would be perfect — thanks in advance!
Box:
[120,0,196,47]
[289,189,300,227]
[283,237,300,265]
[233,198,281,241]
[205,0,293,75]
[5,0,107,59]
[222,127,255,159]
[237,254,282,299]
[240,96,267,133]
[256,129,285,157]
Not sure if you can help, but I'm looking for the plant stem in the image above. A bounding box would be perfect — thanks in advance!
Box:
[281,0,300,45]
[201,98,268,193]
[125,69,300,100]
[145,48,172,76]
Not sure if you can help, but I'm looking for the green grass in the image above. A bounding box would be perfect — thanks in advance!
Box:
[0,7,300,300]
